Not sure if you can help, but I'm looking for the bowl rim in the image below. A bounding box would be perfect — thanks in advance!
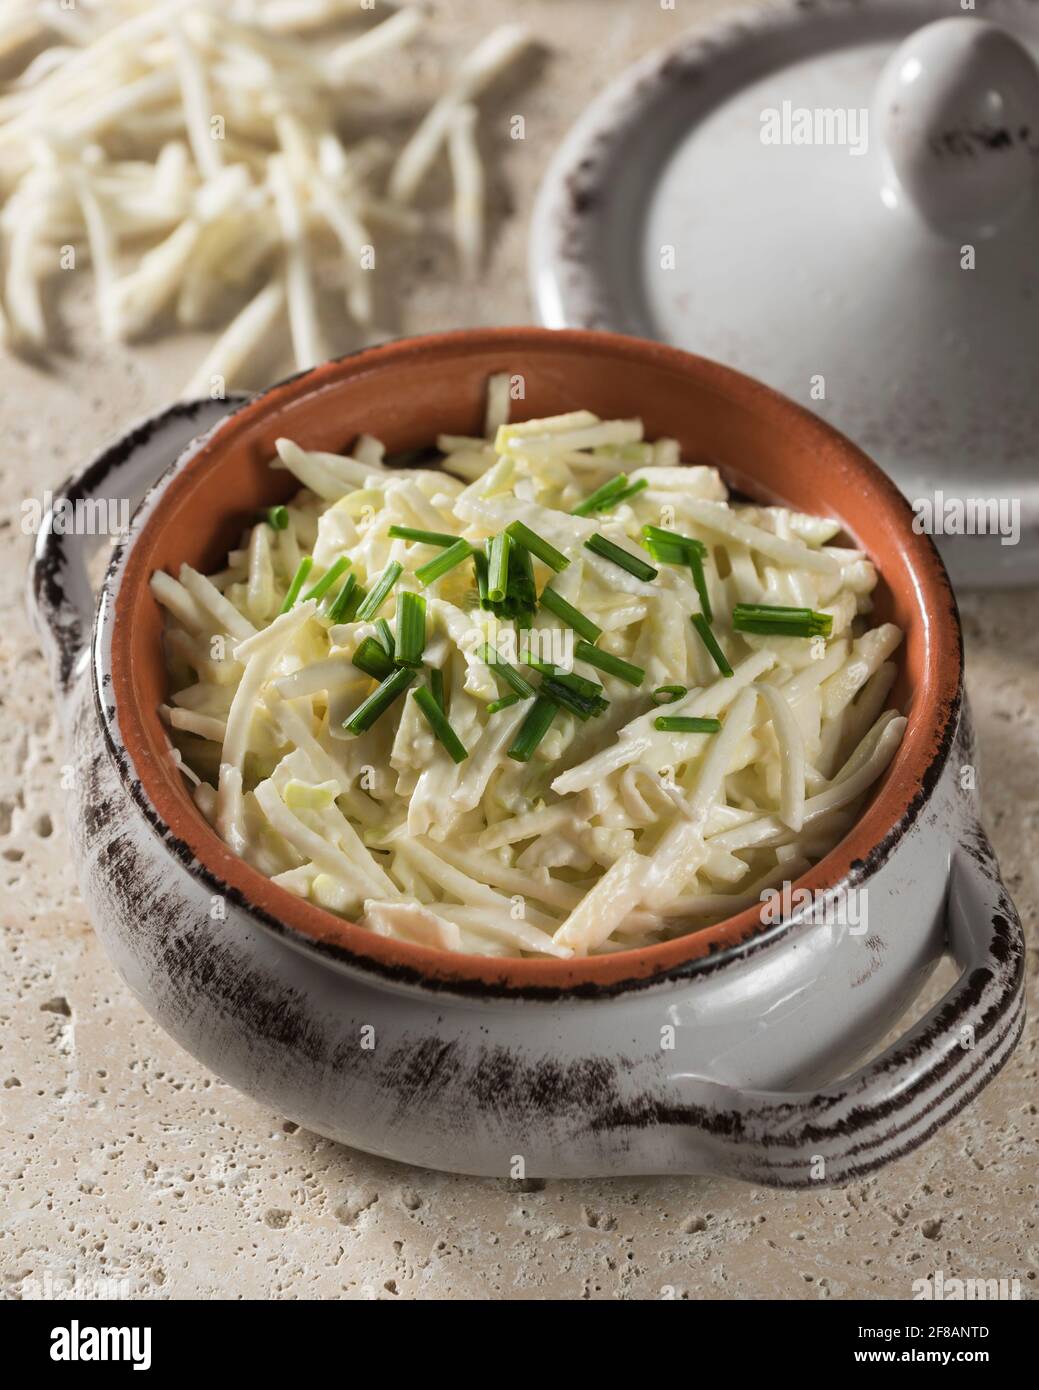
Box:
[97,327,962,999]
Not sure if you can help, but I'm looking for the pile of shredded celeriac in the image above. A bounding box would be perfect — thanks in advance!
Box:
[0,1,529,393]
[153,376,907,958]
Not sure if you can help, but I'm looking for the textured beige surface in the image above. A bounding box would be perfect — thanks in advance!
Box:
[2,0,1036,1301]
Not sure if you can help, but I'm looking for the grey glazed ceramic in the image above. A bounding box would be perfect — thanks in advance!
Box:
[530,0,1039,587]
[27,334,1025,1185]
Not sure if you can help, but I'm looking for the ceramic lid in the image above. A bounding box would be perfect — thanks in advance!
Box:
[530,0,1039,588]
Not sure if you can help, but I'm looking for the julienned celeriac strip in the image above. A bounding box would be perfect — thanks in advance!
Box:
[153,375,906,958]
[0,4,530,390]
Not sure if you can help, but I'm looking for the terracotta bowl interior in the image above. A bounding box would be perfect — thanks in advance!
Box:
[111,329,960,991]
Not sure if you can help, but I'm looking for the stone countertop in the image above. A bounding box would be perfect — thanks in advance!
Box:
[2,0,1036,1301]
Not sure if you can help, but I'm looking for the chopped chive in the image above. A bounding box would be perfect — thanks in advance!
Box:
[609,478,649,507]
[352,636,394,680]
[265,504,289,530]
[487,694,521,714]
[574,639,644,687]
[387,524,457,546]
[473,547,490,607]
[688,549,712,624]
[732,604,833,639]
[540,676,608,722]
[279,555,313,613]
[473,543,536,622]
[549,670,607,700]
[691,612,733,677]
[508,696,559,762]
[640,523,708,567]
[343,666,413,734]
[654,715,722,734]
[571,473,630,517]
[394,591,426,667]
[538,585,602,642]
[539,669,614,722]
[374,617,394,656]
[480,643,537,699]
[430,667,446,713]
[653,684,687,704]
[327,573,362,624]
[506,543,537,626]
[584,533,658,582]
[413,686,468,763]
[505,520,570,573]
[416,538,473,587]
[487,530,512,604]
[302,554,350,604]
[355,560,402,620]
[641,534,687,566]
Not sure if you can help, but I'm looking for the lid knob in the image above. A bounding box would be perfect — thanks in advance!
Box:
[874,17,1039,237]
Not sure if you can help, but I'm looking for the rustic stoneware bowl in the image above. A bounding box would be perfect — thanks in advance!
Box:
[28,328,1024,1186]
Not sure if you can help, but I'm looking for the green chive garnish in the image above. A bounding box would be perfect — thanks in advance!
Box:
[571,473,630,517]
[343,666,413,734]
[691,612,733,677]
[540,675,608,722]
[539,678,606,722]
[266,504,289,530]
[416,538,473,587]
[508,696,559,761]
[640,523,712,615]
[394,591,426,667]
[430,667,446,712]
[487,530,512,604]
[506,543,537,626]
[327,573,362,624]
[355,560,402,620]
[574,639,644,687]
[539,585,602,642]
[550,670,607,700]
[505,520,569,573]
[610,479,649,507]
[487,694,521,714]
[640,523,707,567]
[374,617,394,656]
[352,636,394,681]
[413,686,468,763]
[279,556,313,613]
[480,644,536,699]
[688,549,712,623]
[653,685,687,704]
[732,604,833,639]
[584,533,658,582]
[473,548,490,607]
[654,715,722,734]
[302,555,350,604]
[387,525,457,546]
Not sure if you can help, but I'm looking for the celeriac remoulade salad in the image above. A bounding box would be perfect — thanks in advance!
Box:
[153,375,906,959]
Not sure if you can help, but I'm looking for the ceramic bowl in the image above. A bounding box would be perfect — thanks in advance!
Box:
[28,328,1024,1185]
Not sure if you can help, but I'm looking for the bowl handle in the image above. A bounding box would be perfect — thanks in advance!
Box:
[26,397,244,707]
[676,829,1024,1186]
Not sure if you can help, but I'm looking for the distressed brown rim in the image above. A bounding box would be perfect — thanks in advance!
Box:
[106,328,962,994]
